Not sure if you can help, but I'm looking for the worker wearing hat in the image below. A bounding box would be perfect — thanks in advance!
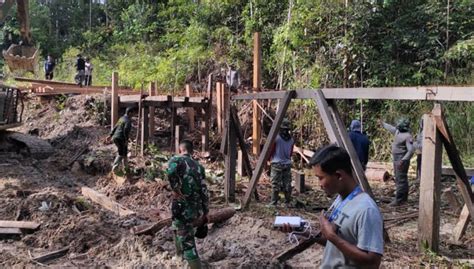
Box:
[268,119,295,207]
[110,107,133,172]
[379,117,414,206]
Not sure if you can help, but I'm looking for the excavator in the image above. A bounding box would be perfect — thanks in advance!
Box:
[0,0,52,159]
[0,0,39,73]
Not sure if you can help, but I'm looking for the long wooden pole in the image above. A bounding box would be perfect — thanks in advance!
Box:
[252,32,262,155]
[111,72,119,130]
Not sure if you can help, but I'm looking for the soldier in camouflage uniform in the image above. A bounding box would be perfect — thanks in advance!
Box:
[268,119,294,207]
[167,139,209,269]
[110,107,132,172]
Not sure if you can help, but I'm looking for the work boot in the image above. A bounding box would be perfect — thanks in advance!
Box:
[389,199,405,207]
[187,259,202,269]
[112,156,122,172]
[267,191,279,207]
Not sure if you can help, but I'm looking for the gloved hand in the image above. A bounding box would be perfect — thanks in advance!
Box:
[195,224,208,239]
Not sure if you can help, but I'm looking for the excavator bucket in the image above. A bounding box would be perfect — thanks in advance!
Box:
[2,44,39,73]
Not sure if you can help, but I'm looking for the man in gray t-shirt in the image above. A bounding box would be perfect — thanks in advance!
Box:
[309,145,384,268]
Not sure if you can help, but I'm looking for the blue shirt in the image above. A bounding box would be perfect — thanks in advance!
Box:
[348,131,370,167]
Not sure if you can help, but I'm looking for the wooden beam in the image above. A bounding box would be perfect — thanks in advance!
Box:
[442,167,474,177]
[81,187,135,217]
[230,105,259,201]
[432,104,474,241]
[140,106,149,156]
[312,90,343,145]
[274,234,321,262]
[242,91,295,208]
[0,220,40,230]
[170,106,177,152]
[418,113,442,253]
[232,87,474,101]
[326,96,375,198]
[453,205,470,242]
[253,32,262,155]
[111,72,119,131]
[186,84,195,131]
[148,82,156,138]
[202,74,212,153]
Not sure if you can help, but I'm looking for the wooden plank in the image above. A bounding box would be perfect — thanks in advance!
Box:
[232,87,474,102]
[326,96,375,198]
[32,247,69,264]
[453,205,470,242]
[418,114,442,252]
[224,113,237,203]
[140,106,149,156]
[0,220,40,230]
[253,32,262,155]
[148,82,156,138]
[186,84,195,131]
[237,150,245,176]
[216,82,222,134]
[81,187,135,217]
[242,91,295,208]
[230,105,259,201]
[442,167,474,177]
[111,72,119,131]
[170,106,177,152]
[0,227,22,235]
[431,104,474,241]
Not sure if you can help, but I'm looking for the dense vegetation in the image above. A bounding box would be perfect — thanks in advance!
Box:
[1,0,473,164]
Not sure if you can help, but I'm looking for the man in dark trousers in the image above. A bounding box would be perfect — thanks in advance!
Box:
[268,119,294,207]
[109,107,132,172]
[44,55,55,80]
[310,145,384,268]
[75,54,86,86]
[167,140,209,269]
[348,119,370,170]
[379,118,415,206]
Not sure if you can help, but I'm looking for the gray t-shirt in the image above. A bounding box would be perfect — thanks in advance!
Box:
[320,192,384,268]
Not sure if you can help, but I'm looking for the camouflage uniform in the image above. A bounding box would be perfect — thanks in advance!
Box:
[110,113,131,171]
[167,154,209,266]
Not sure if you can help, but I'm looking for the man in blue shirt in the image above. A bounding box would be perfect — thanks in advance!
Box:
[348,120,370,170]
[44,55,55,80]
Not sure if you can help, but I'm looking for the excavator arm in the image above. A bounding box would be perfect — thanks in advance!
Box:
[0,0,31,45]
[0,0,38,72]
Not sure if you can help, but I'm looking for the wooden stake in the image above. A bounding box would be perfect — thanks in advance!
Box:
[453,205,469,242]
[111,72,119,130]
[224,113,237,203]
[293,170,305,193]
[418,113,442,252]
[186,84,195,131]
[243,91,294,208]
[252,32,262,155]
[148,82,156,138]
[140,106,149,156]
[201,74,212,153]
[175,125,182,154]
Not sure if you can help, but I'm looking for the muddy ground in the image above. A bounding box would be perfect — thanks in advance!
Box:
[0,94,472,268]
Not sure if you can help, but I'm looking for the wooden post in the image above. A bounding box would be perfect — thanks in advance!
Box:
[243,91,294,208]
[170,103,177,152]
[148,82,156,138]
[222,83,229,132]
[140,106,149,156]
[225,108,237,203]
[216,82,222,134]
[418,113,442,252]
[111,72,119,130]
[186,84,195,131]
[293,170,305,193]
[175,125,182,154]
[252,32,262,155]
[201,74,212,153]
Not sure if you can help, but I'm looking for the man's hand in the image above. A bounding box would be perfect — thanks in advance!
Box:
[377,119,383,126]
[172,190,185,200]
[319,211,337,242]
[104,136,112,144]
[397,160,406,170]
[280,223,293,233]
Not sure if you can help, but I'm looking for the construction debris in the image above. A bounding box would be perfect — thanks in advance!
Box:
[81,187,135,217]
